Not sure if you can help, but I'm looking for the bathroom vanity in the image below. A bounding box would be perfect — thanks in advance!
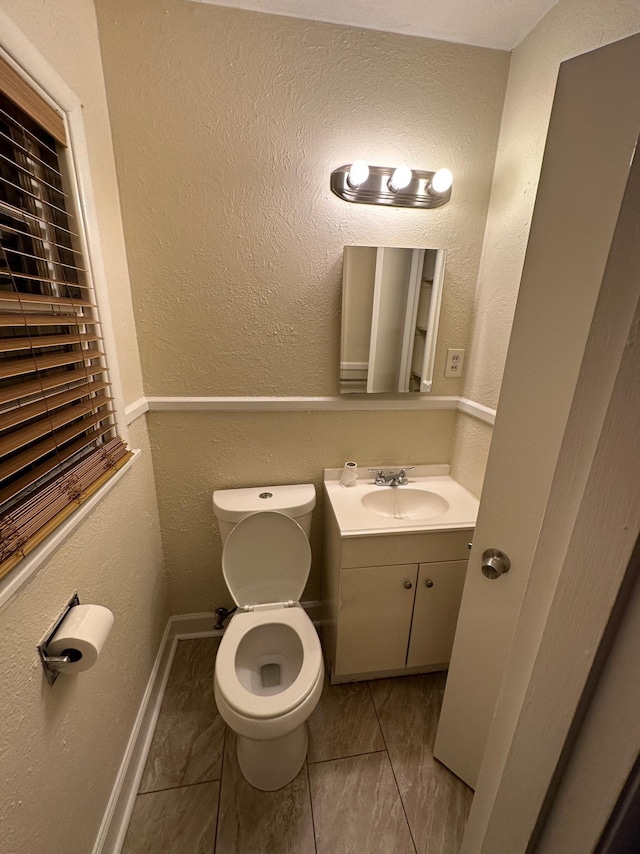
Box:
[322,466,478,684]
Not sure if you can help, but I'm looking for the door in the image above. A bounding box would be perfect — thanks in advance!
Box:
[336,563,417,675]
[407,561,467,668]
[434,35,640,789]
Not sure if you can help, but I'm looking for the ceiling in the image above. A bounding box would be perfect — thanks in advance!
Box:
[191,0,560,50]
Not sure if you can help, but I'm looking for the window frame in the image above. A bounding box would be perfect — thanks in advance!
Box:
[0,18,137,609]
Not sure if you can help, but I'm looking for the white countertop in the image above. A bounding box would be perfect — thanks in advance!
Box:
[324,465,479,537]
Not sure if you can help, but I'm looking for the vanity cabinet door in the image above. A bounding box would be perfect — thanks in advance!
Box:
[336,563,418,676]
[406,561,468,669]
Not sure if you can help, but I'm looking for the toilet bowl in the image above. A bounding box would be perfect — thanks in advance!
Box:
[214,604,324,790]
[212,487,324,791]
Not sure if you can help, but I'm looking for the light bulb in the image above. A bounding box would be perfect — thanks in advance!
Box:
[429,168,453,194]
[347,160,369,188]
[389,165,412,192]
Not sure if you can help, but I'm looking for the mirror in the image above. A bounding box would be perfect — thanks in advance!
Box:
[340,246,446,393]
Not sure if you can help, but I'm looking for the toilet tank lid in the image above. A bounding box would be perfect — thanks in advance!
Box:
[213,483,316,522]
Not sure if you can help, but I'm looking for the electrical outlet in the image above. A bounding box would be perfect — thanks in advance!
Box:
[445,348,466,378]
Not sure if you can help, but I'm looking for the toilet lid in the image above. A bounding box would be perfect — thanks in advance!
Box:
[222,511,312,607]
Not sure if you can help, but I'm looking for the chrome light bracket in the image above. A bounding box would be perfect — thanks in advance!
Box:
[330,164,452,209]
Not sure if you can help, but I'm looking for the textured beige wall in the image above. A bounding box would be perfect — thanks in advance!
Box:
[148,409,456,612]
[450,415,493,499]
[452,0,640,497]
[95,0,509,613]
[0,419,166,854]
[0,2,168,851]
[95,0,509,399]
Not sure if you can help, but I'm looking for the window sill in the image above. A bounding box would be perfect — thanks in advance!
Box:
[0,449,141,614]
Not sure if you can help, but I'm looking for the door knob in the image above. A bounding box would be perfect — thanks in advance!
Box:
[404,581,413,589]
[482,548,511,579]
[425,579,434,588]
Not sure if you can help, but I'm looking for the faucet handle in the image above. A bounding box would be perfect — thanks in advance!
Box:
[368,468,386,485]
[397,466,416,485]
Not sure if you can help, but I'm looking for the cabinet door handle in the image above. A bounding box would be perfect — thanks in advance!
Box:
[425,579,434,588]
[404,581,413,589]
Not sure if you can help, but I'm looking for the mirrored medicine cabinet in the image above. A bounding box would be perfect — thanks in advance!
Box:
[340,246,446,394]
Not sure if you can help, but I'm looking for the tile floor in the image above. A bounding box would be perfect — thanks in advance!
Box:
[123,637,472,854]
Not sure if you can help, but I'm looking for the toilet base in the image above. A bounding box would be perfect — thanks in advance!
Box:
[236,723,308,791]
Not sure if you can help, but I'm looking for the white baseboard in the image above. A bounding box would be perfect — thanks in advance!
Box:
[93,618,176,854]
[94,601,322,852]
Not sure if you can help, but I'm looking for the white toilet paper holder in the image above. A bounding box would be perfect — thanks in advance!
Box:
[37,592,80,685]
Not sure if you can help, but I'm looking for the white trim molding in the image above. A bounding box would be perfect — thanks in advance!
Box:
[124,397,149,425]
[93,617,176,854]
[95,615,218,854]
[457,397,497,425]
[142,394,496,421]
[146,394,460,411]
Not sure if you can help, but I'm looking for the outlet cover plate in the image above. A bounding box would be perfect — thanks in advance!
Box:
[445,348,466,378]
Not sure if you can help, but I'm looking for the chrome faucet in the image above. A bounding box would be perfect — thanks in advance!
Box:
[368,467,416,487]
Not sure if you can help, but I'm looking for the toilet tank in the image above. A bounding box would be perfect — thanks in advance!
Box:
[213,483,316,545]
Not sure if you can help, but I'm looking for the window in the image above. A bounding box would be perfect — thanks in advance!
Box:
[0,56,131,578]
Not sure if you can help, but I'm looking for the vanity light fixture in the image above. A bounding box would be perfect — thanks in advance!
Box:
[389,165,413,192]
[428,168,453,195]
[331,162,453,209]
[347,159,370,188]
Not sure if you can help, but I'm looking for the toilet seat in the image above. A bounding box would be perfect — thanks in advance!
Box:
[222,511,311,607]
[215,606,323,720]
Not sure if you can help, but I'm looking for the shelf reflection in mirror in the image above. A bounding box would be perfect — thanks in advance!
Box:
[340,246,446,394]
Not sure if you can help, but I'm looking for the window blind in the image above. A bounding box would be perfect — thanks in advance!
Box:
[0,58,131,578]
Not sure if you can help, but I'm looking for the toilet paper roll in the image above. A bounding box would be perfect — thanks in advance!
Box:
[339,461,358,488]
[47,604,114,673]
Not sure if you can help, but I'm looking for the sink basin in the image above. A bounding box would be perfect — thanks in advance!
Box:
[361,488,449,520]
[323,465,479,536]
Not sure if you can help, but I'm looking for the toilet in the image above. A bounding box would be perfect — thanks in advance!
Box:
[212,484,324,791]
